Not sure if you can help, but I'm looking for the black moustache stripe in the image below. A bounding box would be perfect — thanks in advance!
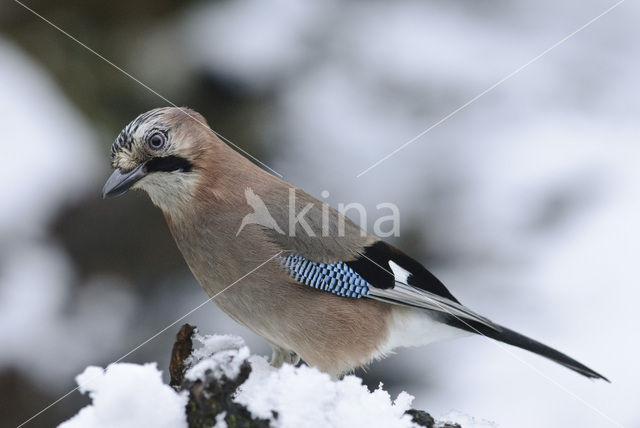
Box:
[145,156,193,173]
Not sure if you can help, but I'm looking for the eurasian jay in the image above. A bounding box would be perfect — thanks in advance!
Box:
[102,107,607,381]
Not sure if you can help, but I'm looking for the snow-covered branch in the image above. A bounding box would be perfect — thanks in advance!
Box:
[59,324,473,428]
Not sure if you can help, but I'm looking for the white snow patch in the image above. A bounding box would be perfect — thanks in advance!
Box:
[185,333,250,381]
[215,411,228,428]
[236,361,417,428]
[437,410,497,428]
[58,363,188,428]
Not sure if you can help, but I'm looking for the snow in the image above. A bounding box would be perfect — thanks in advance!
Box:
[184,333,250,381]
[237,362,416,428]
[59,363,188,428]
[214,412,228,428]
[437,411,497,428]
[61,334,426,428]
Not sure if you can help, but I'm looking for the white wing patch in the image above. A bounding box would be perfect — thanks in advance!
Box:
[388,260,410,283]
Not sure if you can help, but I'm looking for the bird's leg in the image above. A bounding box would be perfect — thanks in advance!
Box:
[270,345,300,368]
[270,347,285,368]
[283,350,301,366]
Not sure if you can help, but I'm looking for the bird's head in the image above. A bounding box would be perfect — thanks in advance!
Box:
[102,107,212,212]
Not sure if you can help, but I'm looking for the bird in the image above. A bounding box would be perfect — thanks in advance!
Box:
[102,107,608,381]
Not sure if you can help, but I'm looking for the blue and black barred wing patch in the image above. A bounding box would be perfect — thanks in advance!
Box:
[281,254,371,298]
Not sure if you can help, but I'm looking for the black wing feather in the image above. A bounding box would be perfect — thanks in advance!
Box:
[346,241,459,302]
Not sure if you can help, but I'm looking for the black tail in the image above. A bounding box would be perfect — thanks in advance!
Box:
[443,315,609,381]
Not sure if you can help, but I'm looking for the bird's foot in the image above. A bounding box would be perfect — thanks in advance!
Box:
[270,346,300,368]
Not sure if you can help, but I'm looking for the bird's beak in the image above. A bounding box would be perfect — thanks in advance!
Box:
[102,163,147,198]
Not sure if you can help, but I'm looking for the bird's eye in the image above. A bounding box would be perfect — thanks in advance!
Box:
[148,132,166,150]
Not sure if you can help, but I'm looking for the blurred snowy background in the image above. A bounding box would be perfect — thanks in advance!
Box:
[1,0,638,427]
